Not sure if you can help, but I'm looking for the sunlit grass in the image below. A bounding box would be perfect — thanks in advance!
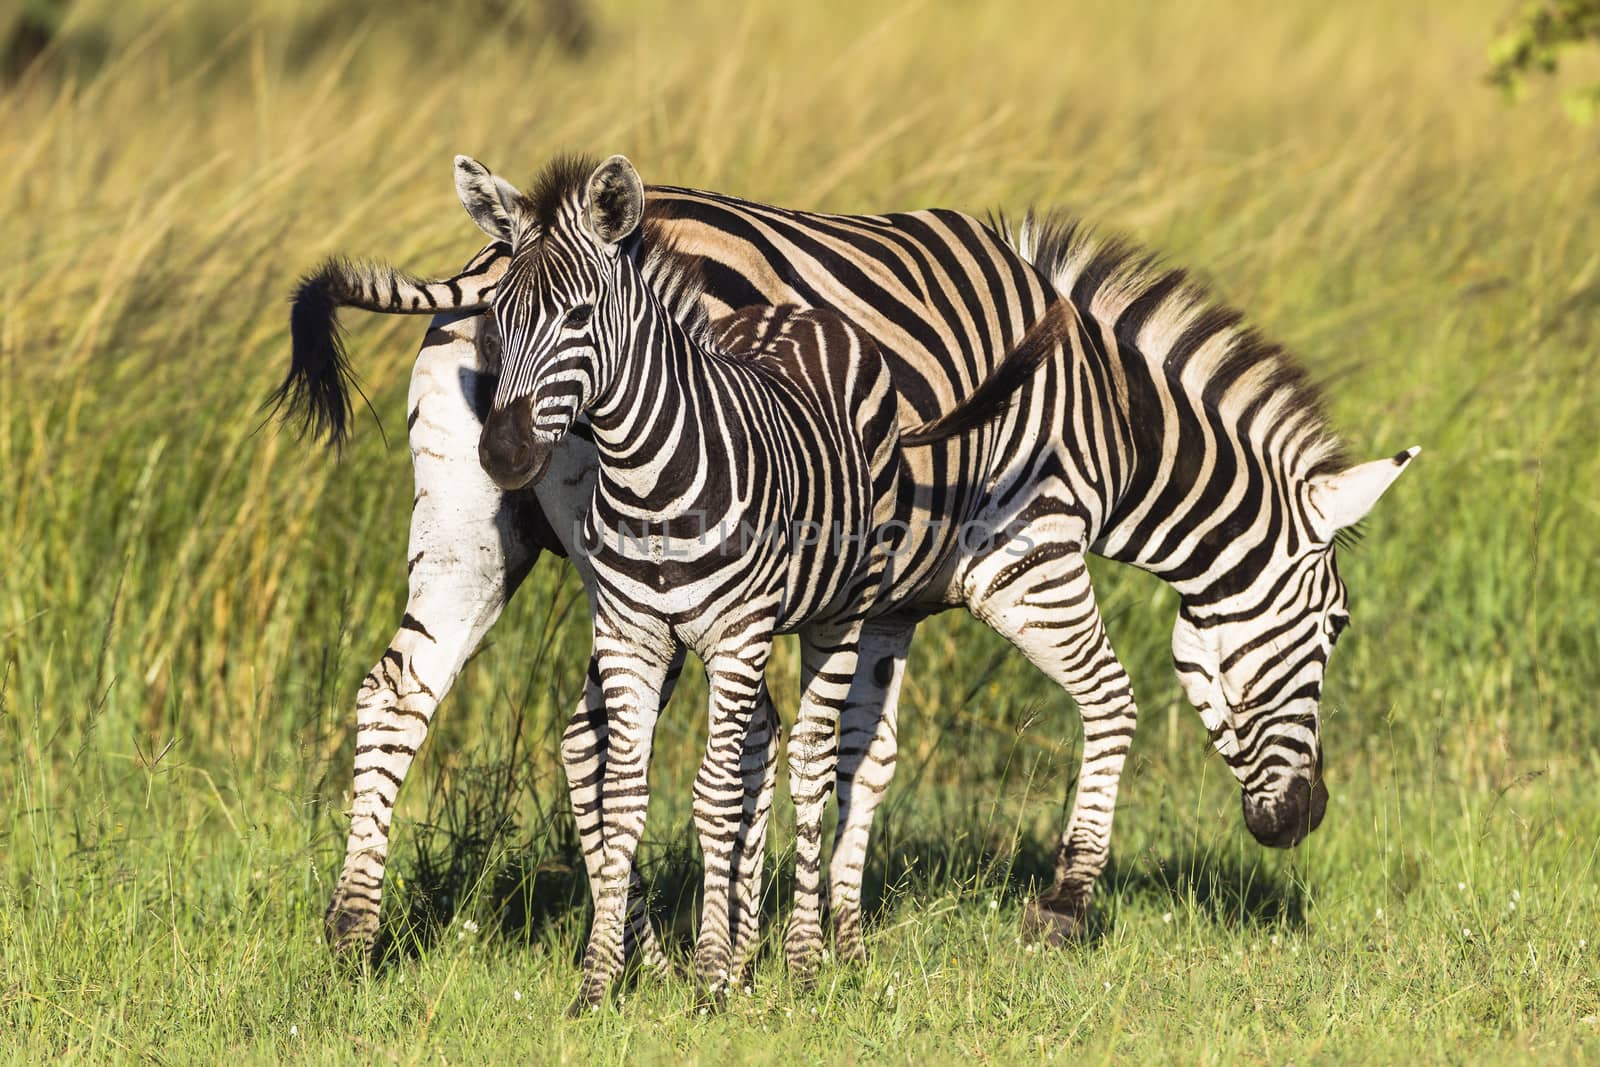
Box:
[2,0,1598,1061]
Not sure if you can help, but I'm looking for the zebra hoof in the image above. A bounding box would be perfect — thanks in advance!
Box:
[784,920,825,983]
[323,899,378,959]
[1020,898,1088,946]
[565,987,607,1019]
[830,916,868,965]
[690,984,729,1017]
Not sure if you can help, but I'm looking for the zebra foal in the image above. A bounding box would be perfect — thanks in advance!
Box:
[460,153,1044,1007]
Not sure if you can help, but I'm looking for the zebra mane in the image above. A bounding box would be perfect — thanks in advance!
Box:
[995,209,1350,480]
[522,153,604,233]
[635,221,715,349]
[518,153,714,347]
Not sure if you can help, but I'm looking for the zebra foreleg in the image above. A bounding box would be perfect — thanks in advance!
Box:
[691,640,778,1001]
[570,636,674,1015]
[964,529,1138,945]
[560,651,685,977]
[827,617,915,964]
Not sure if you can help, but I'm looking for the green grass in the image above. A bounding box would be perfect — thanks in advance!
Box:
[4,0,1600,1061]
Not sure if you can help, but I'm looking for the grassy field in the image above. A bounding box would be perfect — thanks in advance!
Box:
[4,0,1599,1061]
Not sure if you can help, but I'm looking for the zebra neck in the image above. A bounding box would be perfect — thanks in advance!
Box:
[585,296,704,494]
[1093,368,1302,600]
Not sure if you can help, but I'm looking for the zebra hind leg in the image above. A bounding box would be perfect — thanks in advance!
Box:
[827,618,914,964]
[326,584,511,961]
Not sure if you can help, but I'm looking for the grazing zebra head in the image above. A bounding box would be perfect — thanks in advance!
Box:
[452,153,698,490]
[1169,448,1418,847]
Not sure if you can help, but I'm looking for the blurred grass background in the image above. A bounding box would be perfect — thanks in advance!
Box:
[2,0,1599,1061]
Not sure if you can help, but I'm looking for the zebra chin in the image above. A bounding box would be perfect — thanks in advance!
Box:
[1241,772,1329,849]
[478,401,554,491]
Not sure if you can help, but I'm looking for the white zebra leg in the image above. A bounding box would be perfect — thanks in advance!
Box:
[783,623,863,979]
[692,640,777,998]
[963,525,1138,944]
[326,311,543,956]
[571,633,674,1014]
[728,689,780,981]
[827,618,914,964]
[560,651,685,976]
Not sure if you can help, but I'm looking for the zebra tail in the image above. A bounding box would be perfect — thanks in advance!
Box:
[266,247,509,450]
[899,299,1075,447]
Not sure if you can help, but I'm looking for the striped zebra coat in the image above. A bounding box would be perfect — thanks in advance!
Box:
[464,154,1052,1006]
[275,158,1416,980]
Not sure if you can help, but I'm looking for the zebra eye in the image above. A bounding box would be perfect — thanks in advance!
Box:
[1328,614,1350,644]
[563,304,594,330]
[477,318,502,371]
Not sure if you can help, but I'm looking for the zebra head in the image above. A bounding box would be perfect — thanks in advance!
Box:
[454,154,647,491]
[1171,448,1418,848]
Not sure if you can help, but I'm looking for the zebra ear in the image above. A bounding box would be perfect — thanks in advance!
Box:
[1306,447,1420,542]
[454,155,527,243]
[583,155,645,247]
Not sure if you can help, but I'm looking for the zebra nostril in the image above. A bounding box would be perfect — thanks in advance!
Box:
[479,401,546,490]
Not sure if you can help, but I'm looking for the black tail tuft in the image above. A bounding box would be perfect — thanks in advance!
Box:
[900,300,1073,447]
[267,259,361,451]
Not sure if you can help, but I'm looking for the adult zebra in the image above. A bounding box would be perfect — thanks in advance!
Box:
[276,159,1415,973]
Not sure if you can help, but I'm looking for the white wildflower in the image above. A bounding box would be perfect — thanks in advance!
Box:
[1162,912,1173,925]
[462,918,480,934]
[1103,981,1112,991]
[1462,928,1472,939]
[289,1025,298,1038]
[885,984,895,998]
[1457,882,1466,891]
[989,899,999,911]
[512,990,521,1002]
[1375,907,1384,919]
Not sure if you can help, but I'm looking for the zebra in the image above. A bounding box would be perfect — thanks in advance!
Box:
[275,158,1416,979]
[459,152,1059,1006]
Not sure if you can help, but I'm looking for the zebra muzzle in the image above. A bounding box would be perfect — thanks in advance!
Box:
[1241,771,1328,849]
[479,398,552,491]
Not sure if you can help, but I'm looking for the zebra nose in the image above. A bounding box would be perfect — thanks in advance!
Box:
[1242,772,1327,849]
[478,399,549,490]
